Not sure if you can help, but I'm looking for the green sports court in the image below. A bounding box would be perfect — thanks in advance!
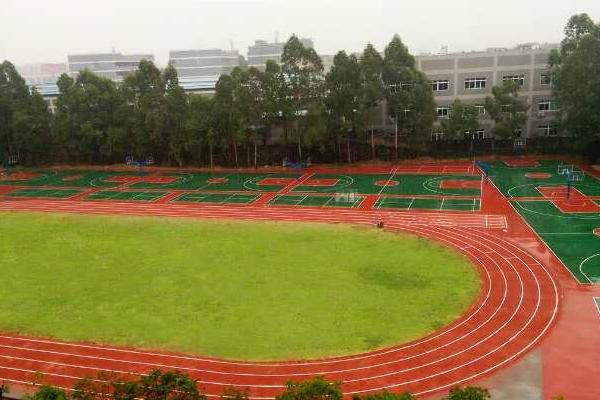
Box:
[486,159,600,284]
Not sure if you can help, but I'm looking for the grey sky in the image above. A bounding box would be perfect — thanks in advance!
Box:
[2,0,599,66]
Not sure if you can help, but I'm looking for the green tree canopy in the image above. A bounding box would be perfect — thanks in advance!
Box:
[163,64,191,166]
[359,43,385,158]
[326,51,363,162]
[0,60,51,165]
[383,35,436,157]
[281,35,325,159]
[120,59,165,160]
[440,99,480,140]
[550,13,600,159]
[484,80,529,141]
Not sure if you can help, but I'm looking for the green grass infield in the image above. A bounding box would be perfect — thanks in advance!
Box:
[0,212,481,361]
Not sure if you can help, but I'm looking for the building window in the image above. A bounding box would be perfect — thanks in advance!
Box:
[436,106,450,118]
[431,80,449,91]
[540,73,553,86]
[464,78,486,90]
[538,100,558,112]
[464,129,485,140]
[502,74,525,88]
[475,105,486,115]
[538,124,559,137]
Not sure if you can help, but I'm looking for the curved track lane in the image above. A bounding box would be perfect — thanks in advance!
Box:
[0,200,557,398]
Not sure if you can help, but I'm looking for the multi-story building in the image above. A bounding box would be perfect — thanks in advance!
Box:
[415,43,560,140]
[168,48,243,94]
[67,51,154,82]
[247,38,314,70]
[17,63,68,112]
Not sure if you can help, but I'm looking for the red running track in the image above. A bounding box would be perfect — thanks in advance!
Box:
[0,200,557,399]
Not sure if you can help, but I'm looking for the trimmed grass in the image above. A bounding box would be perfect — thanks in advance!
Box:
[0,212,480,361]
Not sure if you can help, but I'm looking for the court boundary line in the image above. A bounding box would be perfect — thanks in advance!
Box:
[579,253,599,284]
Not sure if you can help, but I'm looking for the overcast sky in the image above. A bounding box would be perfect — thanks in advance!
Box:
[2,0,599,67]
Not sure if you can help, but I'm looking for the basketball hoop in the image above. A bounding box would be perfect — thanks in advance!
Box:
[565,169,585,200]
[558,164,574,175]
[567,170,585,182]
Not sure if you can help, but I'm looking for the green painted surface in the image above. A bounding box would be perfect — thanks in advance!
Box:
[0,212,480,360]
[174,193,260,204]
[88,191,167,202]
[7,188,82,198]
[487,160,600,198]
[513,200,600,283]
[269,194,363,208]
[375,197,481,212]
[292,174,481,196]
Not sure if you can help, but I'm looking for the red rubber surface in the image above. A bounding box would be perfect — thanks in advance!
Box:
[0,198,558,399]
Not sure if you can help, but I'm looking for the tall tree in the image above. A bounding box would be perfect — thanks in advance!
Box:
[550,13,600,159]
[440,99,480,155]
[326,51,363,163]
[440,100,480,140]
[262,60,290,157]
[188,94,215,167]
[383,35,436,158]
[359,44,385,159]
[53,69,124,163]
[14,88,52,164]
[281,35,325,160]
[231,66,265,168]
[213,74,239,167]
[0,60,48,165]
[484,80,529,151]
[120,59,165,161]
[163,64,190,166]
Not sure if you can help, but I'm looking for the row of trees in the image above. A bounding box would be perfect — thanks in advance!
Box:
[1,14,598,168]
[0,370,497,400]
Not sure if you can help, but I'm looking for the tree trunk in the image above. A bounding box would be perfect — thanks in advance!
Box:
[232,137,239,168]
[371,125,375,160]
[246,142,250,168]
[209,141,214,169]
[298,134,303,161]
[347,135,351,164]
[394,116,399,161]
[470,139,474,160]
[334,133,340,163]
[283,120,289,159]
[254,140,258,169]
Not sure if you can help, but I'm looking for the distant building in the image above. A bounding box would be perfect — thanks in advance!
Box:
[168,48,243,94]
[320,54,334,73]
[17,63,68,112]
[67,51,154,82]
[415,42,560,139]
[247,38,314,70]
